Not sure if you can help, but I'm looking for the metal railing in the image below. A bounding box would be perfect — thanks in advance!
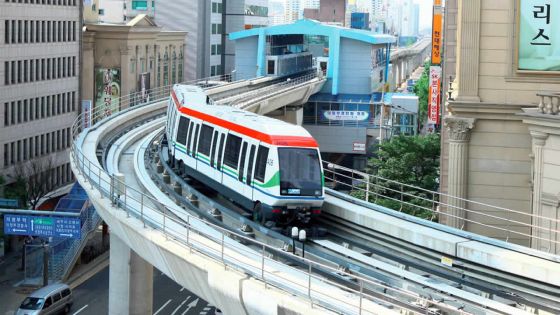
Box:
[69,81,461,315]
[537,91,560,115]
[323,161,560,253]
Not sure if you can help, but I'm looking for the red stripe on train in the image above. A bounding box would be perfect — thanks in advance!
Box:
[171,90,318,148]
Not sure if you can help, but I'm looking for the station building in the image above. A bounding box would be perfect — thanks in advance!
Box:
[229,19,416,169]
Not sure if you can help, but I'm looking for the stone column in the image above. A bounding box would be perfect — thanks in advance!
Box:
[529,131,548,250]
[444,117,475,229]
[455,0,481,102]
[109,234,153,315]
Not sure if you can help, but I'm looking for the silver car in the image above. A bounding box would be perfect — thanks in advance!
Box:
[15,283,73,315]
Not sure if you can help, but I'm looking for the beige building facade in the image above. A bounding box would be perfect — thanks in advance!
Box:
[0,0,81,192]
[82,15,186,113]
[441,0,560,253]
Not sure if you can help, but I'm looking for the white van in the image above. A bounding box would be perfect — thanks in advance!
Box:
[15,283,73,315]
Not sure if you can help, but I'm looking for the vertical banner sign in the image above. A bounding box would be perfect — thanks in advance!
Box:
[95,68,121,118]
[81,100,92,129]
[518,0,560,71]
[428,66,442,125]
[431,1,443,65]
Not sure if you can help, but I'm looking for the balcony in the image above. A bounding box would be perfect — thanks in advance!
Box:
[537,91,560,115]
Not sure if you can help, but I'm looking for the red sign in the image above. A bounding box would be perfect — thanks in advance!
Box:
[428,66,441,125]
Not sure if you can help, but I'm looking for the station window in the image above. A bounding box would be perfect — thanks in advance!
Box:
[132,0,147,10]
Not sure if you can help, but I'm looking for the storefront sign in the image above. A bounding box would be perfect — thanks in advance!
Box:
[95,68,121,117]
[518,0,560,71]
[428,66,441,125]
[323,110,369,121]
[353,142,366,153]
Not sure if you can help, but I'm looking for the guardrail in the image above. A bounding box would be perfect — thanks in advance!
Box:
[70,80,459,314]
[323,161,560,252]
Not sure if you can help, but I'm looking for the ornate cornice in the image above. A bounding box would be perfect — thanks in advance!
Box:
[444,117,476,142]
[530,131,549,146]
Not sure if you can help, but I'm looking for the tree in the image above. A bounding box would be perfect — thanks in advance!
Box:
[413,61,430,130]
[12,157,56,209]
[351,134,441,220]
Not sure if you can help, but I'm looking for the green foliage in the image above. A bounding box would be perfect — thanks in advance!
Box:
[413,61,430,129]
[350,134,441,221]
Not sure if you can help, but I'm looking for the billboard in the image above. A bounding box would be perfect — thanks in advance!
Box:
[95,68,121,117]
[518,0,560,71]
[428,66,442,125]
[138,72,151,103]
[82,100,92,129]
[431,0,443,65]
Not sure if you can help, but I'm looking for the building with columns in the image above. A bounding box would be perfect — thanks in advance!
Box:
[441,0,560,253]
[81,15,186,113]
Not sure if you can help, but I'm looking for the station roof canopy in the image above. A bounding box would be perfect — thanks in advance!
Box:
[229,19,395,45]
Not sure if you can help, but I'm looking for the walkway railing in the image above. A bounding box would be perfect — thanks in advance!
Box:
[323,161,560,253]
[70,78,459,314]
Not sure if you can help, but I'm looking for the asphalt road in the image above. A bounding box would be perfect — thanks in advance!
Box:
[71,266,217,315]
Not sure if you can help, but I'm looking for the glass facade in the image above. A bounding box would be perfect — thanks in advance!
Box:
[245,5,268,17]
[131,0,147,10]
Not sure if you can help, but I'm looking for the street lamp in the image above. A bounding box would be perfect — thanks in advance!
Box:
[299,229,307,258]
[291,227,298,255]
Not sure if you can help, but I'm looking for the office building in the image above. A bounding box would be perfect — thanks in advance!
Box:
[0,0,81,192]
[97,0,156,23]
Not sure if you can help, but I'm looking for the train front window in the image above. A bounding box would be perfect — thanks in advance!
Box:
[278,148,322,196]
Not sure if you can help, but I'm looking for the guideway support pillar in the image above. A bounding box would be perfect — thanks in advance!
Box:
[109,234,154,315]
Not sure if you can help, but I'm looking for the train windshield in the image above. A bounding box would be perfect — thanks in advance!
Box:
[278,148,322,196]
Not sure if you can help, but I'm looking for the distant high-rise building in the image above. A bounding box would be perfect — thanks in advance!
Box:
[303,0,320,9]
[285,0,301,23]
[97,0,156,23]
[155,0,268,80]
[303,0,346,26]
[1,0,81,190]
[269,1,286,25]
[370,0,384,21]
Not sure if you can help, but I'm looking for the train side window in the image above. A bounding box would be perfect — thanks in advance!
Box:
[217,134,225,170]
[224,134,242,170]
[186,122,194,154]
[192,124,200,158]
[246,145,256,185]
[254,145,269,182]
[198,124,213,156]
[210,131,218,167]
[176,116,190,145]
[238,142,248,182]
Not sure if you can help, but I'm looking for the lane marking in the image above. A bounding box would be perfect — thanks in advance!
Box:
[171,297,189,315]
[73,304,89,315]
[179,287,185,292]
[153,299,172,315]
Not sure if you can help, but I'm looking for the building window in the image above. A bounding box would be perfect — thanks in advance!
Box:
[212,2,222,13]
[211,44,222,55]
[98,8,104,15]
[211,23,222,35]
[132,0,147,10]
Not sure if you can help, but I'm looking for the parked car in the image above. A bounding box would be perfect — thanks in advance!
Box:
[15,283,72,315]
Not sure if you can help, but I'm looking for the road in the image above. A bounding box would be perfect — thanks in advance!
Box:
[71,266,217,315]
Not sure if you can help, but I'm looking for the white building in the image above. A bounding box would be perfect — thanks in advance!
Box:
[269,1,286,25]
[303,0,319,9]
[0,0,81,189]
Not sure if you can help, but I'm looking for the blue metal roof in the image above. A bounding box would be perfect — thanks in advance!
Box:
[229,19,395,45]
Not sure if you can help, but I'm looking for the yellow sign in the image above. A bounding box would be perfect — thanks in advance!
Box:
[441,256,453,267]
[431,12,443,65]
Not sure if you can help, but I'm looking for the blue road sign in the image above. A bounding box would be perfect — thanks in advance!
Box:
[0,198,19,208]
[3,214,81,239]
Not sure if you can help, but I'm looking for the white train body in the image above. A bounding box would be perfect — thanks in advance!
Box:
[166,85,324,224]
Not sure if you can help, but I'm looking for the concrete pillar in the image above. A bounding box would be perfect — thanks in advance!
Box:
[444,117,475,229]
[109,234,154,315]
[455,0,481,102]
[529,131,549,250]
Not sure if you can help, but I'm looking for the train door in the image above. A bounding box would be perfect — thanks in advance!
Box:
[222,133,243,196]
[191,123,200,169]
[209,129,222,183]
[184,121,196,169]
[243,144,257,201]
[215,133,226,184]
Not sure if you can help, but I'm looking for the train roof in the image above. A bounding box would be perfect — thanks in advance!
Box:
[172,84,318,147]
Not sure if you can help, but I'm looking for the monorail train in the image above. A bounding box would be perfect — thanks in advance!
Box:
[165,84,324,224]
